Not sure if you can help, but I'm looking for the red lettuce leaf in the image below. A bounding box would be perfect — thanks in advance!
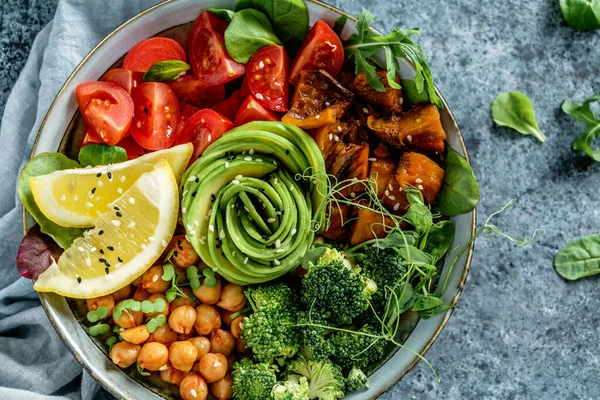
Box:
[16,225,63,279]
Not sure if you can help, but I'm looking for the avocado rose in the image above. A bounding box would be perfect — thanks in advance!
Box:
[180,121,327,285]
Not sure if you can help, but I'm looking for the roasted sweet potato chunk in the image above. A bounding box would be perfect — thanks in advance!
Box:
[381,176,409,213]
[326,142,360,176]
[367,104,446,154]
[282,70,353,129]
[324,203,354,242]
[396,152,445,205]
[352,71,403,113]
[369,159,396,198]
[373,143,392,160]
[339,143,369,198]
[350,206,395,245]
[309,120,352,159]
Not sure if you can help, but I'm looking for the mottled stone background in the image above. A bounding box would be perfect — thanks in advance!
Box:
[1,0,599,399]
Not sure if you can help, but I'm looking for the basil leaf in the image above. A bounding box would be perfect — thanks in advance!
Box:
[560,0,600,31]
[436,146,480,216]
[401,79,430,105]
[208,8,235,23]
[224,9,282,64]
[562,94,600,161]
[491,92,546,142]
[555,234,600,280]
[78,144,128,167]
[143,60,190,82]
[18,153,84,249]
[234,0,308,51]
[423,220,455,264]
[333,14,348,36]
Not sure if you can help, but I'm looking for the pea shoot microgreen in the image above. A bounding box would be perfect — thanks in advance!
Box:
[86,305,108,323]
[202,268,218,287]
[187,266,202,292]
[136,362,151,377]
[146,314,167,333]
[161,263,176,281]
[88,323,110,337]
[105,336,118,351]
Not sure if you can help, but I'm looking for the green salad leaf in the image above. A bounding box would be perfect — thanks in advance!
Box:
[208,8,236,22]
[400,79,430,105]
[225,9,282,64]
[560,0,600,31]
[235,0,309,51]
[78,144,128,167]
[491,91,546,142]
[436,146,480,216]
[555,234,600,280]
[143,60,190,82]
[343,9,442,108]
[18,153,85,249]
[423,220,456,264]
[562,93,600,161]
[333,14,348,36]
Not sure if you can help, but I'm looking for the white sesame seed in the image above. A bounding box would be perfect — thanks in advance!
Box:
[415,178,423,183]
[148,236,155,242]
[237,236,240,242]
[394,203,400,211]
[199,237,206,245]
[273,161,277,166]
[112,220,121,227]
[120,176,126,183]
[114,263,122,269]
[128,222,136,228]
[329,133,333,141]
[407,135,413,142]
[235,175,243,180]
[244,156,252,161]
[244,257,249,265]
[368,157,377,162]
[256,93,264,100]
[334,135,340,142]
[60,194,66,202]
[152,275,158,282]
[190,230,197,235]
[290,185,295,191]
[97,181,103,187]
[337,125,343,132]
[291,228,297,235]
[274,259,280,265]
[418,185,424,190]
[73,195,78,202]
[78,247,85,252]
[188,175,196,182]
[275,239,281,248]
[190,389,197,398]
[117,188,123,194]
[277,249,284,253]
[86,258,92,267]
[256,158,263,163]
[194,220,200,227]
[182,207,187,214]
[220,230,226,239]
[85,202,93,208]
[161,240,167,247]
[141,244,147,249]
[225,162,230,168]
[385,190,390,196]
[325,101,331,106]
[363,107,369,114]
[185,235,191,241]
[258,60,265,68]
[207,133,212,142]
[315,114,320,119]
[388,183,394,191]
[90,247,97,252]
[209,225,214,232]
[389,195,396,200]
[267,218,276,223]
[232,180,240,185]
[274,177,278,184]
[136,120,141,128]
[249,149,254,155]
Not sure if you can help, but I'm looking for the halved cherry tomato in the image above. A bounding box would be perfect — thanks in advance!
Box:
[289,21,344,85]
[117,136,149,159]
[75,81,134,145]
[175,104,201,138]
[247,46,290,112]
[234,95,279,126]
[176,109,233,162]
[80,127,103,148]
[123,37,186,73]
[167,72,225,109]
[101,68,144,95]
[189,11,245,85]
[212,89,246,122]
[130,82,180,150]
[240,76,250,98]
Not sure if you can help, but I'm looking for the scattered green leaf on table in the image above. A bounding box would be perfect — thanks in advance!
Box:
[78,144,128,167]
[18,153,85,249]
[436,146,480,216]
[491,91,546,142]
[560,0,600,31]
[562,93,600,161]
[555,234,600,280]
[208,8,235,23]
[234,0,309,51]
[343,9,442,108]
[143,60,190,82]
[225,9,283,64]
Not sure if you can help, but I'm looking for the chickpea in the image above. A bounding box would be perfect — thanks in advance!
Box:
[138,342,169,371]
[169,341,198,372]
[86,294,115,318]
[111,285,132,303]
[211,374,233,400]
[145,293,169,319]
[210,329,235,356]
[160,363,187,385]
[120,325,150,344]
[110,341,141,368]
[194,305,221,335]
[142,265,170,293]
[216,284,246,312]
[172,238,200,269]
[175,266,189,285]
[178,331,195,341]
[180,372,208,400]
[235,337,250,354]
[147,324,178,347]
[169,305,196,334]
[133,286,151,302]
[194,279,222,305]
[199,353,228,383]
[114,308,144,329]
[131,275,143,287]
[169,288,196,312]
[188,337,211,361]
[192,361,201,373]
[221,310,234,327]
[230,316,245,339]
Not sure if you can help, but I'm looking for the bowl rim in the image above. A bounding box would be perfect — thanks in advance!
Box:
[22,0,476,398]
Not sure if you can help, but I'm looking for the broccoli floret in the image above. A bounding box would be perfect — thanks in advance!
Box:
[231,358,278,400]
[297,311,334,361]
[287,356,345,400]
[328,324,386,370]
[242,283,301,363]
[345,366,369,392]
[301,248,376,324]
[360,247,407,311]
[272,376,310,400]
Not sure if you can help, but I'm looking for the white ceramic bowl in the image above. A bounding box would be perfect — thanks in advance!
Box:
[25,1,476,398]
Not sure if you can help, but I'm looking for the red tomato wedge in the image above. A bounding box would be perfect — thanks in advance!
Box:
[123,37,186,73]
[167,72,225,109]
[189,11,245,85]
[234,95,279,126]
[75,81,134,145]
[80,127,103,148]
[212,89,246,122]
[240,76,250,98]
[176,109,234,162]
[100,68,144,95]
[175,104,201,138]
[289,21,344,85]
[130,82,180,150]
[247,46,290,112]
[116,136,149,159]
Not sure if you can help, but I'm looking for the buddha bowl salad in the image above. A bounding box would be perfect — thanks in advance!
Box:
[16,1,483,399]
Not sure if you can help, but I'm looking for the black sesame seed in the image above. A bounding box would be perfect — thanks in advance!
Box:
[270,261,274,267]
[107,246,114,251]
[107,172,112,180]
[174,251,179,258]
[192,192,197,197]
[177,240,182,245]
[211,194,216,200]
[104,260,111,267]
[178,245,184,251]
[216,243,221,249]
[99,249,105,254]
[77,277,82,284]
[118,257,123,263]
[116,212,122,217]
[281,210,285,215]
[98,258,106,263]
[195,177,199,183]
[114,206,120,211]
[91,188,96,194]
[286,149,290,155]
[98,230,104,235]
[96,173,102,178]
[105,267,110,275]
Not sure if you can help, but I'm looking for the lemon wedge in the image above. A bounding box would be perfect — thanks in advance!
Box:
[29,143,192,228]
[33,160,178,298]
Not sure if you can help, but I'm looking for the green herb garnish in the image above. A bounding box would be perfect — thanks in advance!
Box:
[202,268,218,287]
[225,9,282,64]
[143,60,190,82]
[105,336,118,351]
[146,314,167,333]
[136,362,151,376]
[78,144,128,167]
[86,305,108,323]
[491,91,546,142]
[89,323,110,337]
[208,8,235,22]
